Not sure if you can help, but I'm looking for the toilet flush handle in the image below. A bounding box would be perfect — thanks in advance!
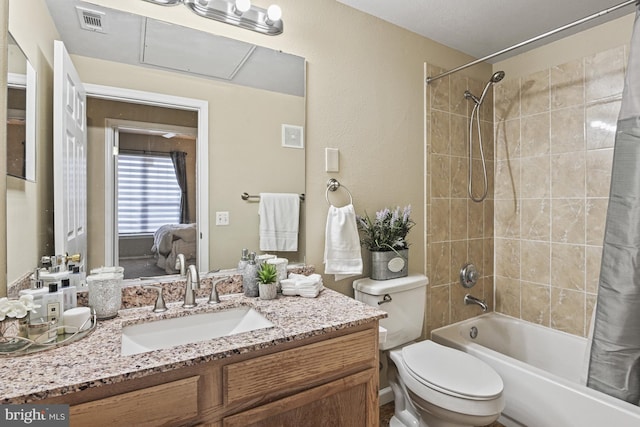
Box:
[378,294,392,305]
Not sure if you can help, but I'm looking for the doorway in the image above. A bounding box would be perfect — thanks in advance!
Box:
[83,84,209,275]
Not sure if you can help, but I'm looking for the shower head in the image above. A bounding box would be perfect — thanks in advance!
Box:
[491,71,506,83]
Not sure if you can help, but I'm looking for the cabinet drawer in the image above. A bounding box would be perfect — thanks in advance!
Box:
[70,376,200,427]
[224,328,376,406]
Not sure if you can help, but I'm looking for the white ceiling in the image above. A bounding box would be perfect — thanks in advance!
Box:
[337,0,636,63]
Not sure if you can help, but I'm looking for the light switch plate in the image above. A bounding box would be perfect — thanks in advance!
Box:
[325,148,339,172]
[215,211,229,226]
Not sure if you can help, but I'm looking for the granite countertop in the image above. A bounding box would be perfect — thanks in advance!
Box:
[0,288,387,404]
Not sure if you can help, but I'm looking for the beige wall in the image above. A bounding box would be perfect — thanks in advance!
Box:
[491,16,632,337]
[1,0,8,296]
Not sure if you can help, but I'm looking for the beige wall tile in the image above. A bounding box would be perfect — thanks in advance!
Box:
[521,199,550,241]
[430,198,451,243]
[586,99,621,150]
[551,287,586,336]
[430,154,451,198]
[551,151,586,198]
[521,281,551,326]
[586,245,603,294]
[428,65,450,113]
[521,155,551,199]
[428,241,451,286]
[495,159,520,200]
[495,238,520,279]
[468,200,484,239]
[585,46,625,102]
[521,69,550,116]
[468,239,484,275]
[550,107,585,154]
[521,113,550,158]
[451,240,469,283]
[450,74,469,116]
[452,281,483,322]
[521,241,551,284]
[495,118,521,161]
[430,111,451,155]
[495,77,521,121]
[551,58,584,109]
[429,284,450,332]
[495,199,520,238]
[586,198,608,246]
[484,201,494,238]
[450,199,468,240]
[495,276,521,318]
[551,243,586,291]
[450,115,468,157]
[586,149,614,198]
[551,198,586,244]
[483,238,494,277]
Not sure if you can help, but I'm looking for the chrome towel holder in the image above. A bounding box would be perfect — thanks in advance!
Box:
[326,178,353,206]
[241,192,305,201]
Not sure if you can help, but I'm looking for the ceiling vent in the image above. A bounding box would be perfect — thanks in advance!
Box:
[76,6,107,33]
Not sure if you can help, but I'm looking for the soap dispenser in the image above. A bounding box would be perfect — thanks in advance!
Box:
[242,252,259,297]
[238,248,249,271]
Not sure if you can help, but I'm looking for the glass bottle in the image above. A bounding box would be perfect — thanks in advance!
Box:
[242,252,259,297]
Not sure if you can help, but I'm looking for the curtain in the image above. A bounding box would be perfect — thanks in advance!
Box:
[170,151,189,224]
[588,6,640,405]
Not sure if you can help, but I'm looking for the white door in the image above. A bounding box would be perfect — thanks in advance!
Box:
[53,40,87,270]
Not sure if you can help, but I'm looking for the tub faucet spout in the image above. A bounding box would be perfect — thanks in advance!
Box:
[464,294,488,312]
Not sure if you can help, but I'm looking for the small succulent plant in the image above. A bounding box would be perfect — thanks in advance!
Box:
[257,263,278,284]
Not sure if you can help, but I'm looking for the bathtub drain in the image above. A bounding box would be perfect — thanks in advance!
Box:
[469,326,478,339]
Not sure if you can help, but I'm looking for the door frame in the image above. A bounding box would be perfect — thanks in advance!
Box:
[84,83,209,272]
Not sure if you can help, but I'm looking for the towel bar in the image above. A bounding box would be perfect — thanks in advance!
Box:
[325,179,353,206]
[241,192,305,201]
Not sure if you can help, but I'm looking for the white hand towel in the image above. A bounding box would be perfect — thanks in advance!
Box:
[258,193,300,251]
[324,204,363,281]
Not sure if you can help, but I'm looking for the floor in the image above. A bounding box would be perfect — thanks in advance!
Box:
[118,257,168,279]
[379,402,504,427]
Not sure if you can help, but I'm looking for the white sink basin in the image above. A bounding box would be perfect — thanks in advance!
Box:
[121,306,274,356]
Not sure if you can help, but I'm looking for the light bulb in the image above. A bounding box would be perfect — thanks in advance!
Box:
[266,4,282,22]
[234,0,251,14]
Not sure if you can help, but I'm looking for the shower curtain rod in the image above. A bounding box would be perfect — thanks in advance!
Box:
[426,0,638,84]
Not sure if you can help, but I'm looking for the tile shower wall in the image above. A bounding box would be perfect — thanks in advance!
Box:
[493,45,627,337]
[425,64,495,337]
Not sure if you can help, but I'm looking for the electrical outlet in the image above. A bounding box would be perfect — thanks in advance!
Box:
[215,211,229,226]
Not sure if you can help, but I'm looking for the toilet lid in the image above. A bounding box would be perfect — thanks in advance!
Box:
[402,341,503,400]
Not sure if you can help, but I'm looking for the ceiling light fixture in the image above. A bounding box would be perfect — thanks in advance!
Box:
[144,0,284,36]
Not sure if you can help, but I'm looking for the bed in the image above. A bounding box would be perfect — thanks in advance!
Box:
[151,223,197,274]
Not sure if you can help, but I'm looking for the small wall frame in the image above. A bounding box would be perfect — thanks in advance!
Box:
[282,124,304,149]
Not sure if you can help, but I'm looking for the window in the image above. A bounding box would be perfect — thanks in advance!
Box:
[117,153,181,234]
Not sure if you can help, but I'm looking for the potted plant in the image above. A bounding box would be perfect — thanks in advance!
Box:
[357,205,415,280]
[257,263,278,300]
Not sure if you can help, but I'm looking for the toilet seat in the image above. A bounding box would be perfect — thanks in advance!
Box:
[401,341,503,400]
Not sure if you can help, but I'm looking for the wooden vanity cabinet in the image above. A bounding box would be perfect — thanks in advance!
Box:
[41,322,379,427]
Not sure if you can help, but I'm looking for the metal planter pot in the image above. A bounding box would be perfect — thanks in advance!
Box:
[370,249,408,280]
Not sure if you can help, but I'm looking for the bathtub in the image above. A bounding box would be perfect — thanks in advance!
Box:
[431,313,640,427]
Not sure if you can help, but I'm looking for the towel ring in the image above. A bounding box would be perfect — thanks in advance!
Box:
[326,178,353,206]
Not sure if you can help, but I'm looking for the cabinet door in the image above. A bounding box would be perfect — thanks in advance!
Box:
[222,370,377,427]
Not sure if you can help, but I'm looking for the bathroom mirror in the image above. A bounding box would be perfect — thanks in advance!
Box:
[5,0,305,292]
[6,32,35,182]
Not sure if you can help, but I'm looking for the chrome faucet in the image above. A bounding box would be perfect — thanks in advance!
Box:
[183,264,200,308]
[464,294,488,312]
[208,277,228,304]
[175,253,186,276]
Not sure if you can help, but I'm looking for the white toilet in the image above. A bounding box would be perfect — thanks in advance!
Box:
[353,274,504,427]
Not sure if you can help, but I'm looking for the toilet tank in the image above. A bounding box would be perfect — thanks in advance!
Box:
[353,274,428,350]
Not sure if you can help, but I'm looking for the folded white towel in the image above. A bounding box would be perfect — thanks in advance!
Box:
[281,273,324,298]
[259,193,300,252]
[323,204,363,281]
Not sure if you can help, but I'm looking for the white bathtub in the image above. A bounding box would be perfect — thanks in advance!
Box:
[431,313,640,427]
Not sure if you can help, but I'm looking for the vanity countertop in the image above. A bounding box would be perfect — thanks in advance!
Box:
[0,288,386,404]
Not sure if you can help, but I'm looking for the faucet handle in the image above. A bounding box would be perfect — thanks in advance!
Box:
[144,285,168,313]
[208,277,227,304]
